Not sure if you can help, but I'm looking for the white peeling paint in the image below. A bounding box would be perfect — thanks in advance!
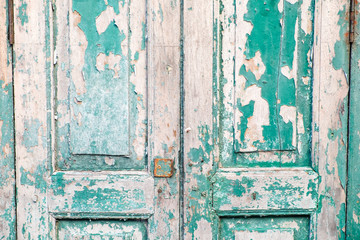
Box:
[280,105,297,147]
[244,51,266,81]
[239,84,270,151]
[235,229,294,240]
[281,65,294,80]
[96,53,122,77]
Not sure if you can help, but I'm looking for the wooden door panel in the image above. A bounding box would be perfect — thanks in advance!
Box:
[49,172,153,218]
[51,0,152,221]
[14,0,181,238]
[220,216,310,240]
[216,0,317,218]
[55,0,147,171]
[183,0,351,238]
[233,0,311,154]
[213,169,318,214]
[57,220,147,239]
[221,0,313,168]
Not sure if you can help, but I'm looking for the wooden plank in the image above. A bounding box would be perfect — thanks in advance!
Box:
[346,0,360,238]
[14,0,51,238]
[57,220,147,239]
[68,0,130,156]
[55,0,148,171]
[147,0,181,238]
[220,217,309,239]
[221,0,313,168]
[49,172,154,218]
[0,0,15,238]
[213,168,318,214]
[234,0,301,153]
[312,0,350,239]
[183,0,216,238]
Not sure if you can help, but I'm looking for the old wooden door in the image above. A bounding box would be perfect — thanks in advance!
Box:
[9,0,181,239]
[182,0,355,239]
[1,0,360,239]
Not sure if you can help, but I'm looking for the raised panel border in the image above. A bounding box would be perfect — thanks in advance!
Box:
[213,168,318,215]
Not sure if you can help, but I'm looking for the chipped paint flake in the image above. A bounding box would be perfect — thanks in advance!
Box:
[243,51,266,81]
[279,105,296,147]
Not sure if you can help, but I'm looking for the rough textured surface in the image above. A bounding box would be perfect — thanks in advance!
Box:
[220,0,313,168]
[220,216,310,240]
[55,0,147,171]
[5,0,356,238]
[183,0,351,239]
[347,0,360,237]
[14,0,180,238]
[312,0,350,239]
[147,0,181,238]
[57,220,147,239]
[213,168,318,214]
[0,0,16,239]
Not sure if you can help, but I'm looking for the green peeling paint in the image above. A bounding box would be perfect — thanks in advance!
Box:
[219,0,313,168]
[220,216,310,239]
[347,1,360,238]
[55,0,147,171]
[0,1,15,238]
[18,0,29,26]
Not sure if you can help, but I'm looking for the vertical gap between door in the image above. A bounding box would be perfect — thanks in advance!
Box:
[345,0,354,238]
[8,0,17,237]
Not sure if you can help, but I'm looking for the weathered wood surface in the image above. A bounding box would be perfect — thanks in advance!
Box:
[221,217,310,239]
[57,220,148,239]
[183,0,216,238]
[347,0,360,238]
[14,0,181,238]
[312,0,350,239]
[14,0,51,238]
[7,0,355,239]
[213,168,318,213]
[49,172,154,218]
[184,0,350,239]
[0,0,16,239]
[147,0,181,238]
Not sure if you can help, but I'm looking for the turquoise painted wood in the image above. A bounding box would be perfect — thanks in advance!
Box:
[347,1,360,238]
[1,0,358,239]
[213,0,318,238]
[183,0,352,239]
[55,0,145,171]
[12,0,181,238]
[0,0,16,238]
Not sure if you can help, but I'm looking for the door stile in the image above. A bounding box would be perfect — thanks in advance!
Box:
[312,0,350,239]
[14,0,52,237]
[183,0,218,238]
[147,0,181,238]
[0,0,16,238]
[346,0,360,238]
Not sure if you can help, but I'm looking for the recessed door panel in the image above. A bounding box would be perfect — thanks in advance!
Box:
[221,0,313,167]
[55,0,147,171]
[220,216,310,240]
[57,220,147,239]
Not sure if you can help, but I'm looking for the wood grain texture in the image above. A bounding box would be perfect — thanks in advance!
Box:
[15,0,181,238]
[312,0,350,239]
[183,0,216,238]
[213,168,318,214]
[0,0,16,239]
[14,0,51,238]
[147,0,181,238]
[346,0,360,238]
